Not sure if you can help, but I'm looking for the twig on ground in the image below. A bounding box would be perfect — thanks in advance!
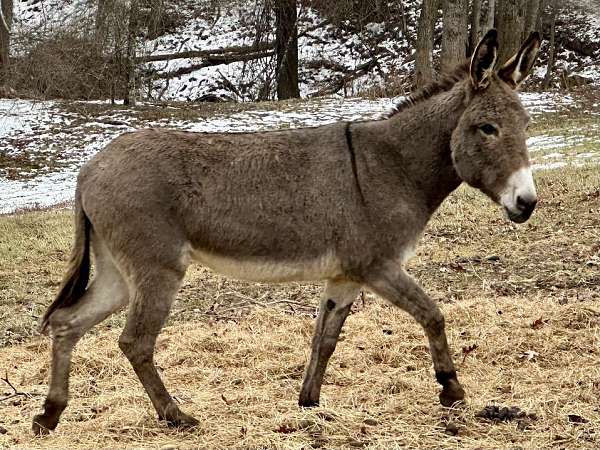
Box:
[0,370,41,402]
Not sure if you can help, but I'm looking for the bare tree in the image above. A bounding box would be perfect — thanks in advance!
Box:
[468,0,482,55]
[415,0,439,87]
[495,0,525,64]
[95,0,114,46]
[485,0,495,31]
[543,0,557,88]
[275,0,300,99]
[148,0,165,39]
[440,0,469,72]
[535,0,546,33]
[523,0,541,39]
[124,0,139,105]
[0,0,13,83]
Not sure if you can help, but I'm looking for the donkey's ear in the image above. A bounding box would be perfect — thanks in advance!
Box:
[498,32,541,89]
[470,29,499,90]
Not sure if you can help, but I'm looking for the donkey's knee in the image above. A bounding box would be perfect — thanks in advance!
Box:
[118,335,141,362]
[48,309,85,342]
[423,310,445,337]
[118,335,154,366]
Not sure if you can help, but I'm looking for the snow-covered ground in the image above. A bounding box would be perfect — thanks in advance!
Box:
[143,3,600,101]
[140,3,419,101]
[12,0,600,102]
[1,92,597,214]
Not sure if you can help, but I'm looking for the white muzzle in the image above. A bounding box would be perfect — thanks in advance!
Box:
[499,166,537,223]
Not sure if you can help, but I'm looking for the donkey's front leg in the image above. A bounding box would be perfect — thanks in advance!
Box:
[299,280,360,407]
[367,267,465,407]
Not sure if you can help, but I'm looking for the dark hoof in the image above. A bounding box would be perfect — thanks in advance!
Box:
[32,415,55,436]
[299,379,323,408]
[298,388,320,408]
[439,379,465,407]
[163,413,199,429]
[298,398,319,408]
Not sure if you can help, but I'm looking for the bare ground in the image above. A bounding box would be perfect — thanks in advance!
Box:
[0,164,599,449]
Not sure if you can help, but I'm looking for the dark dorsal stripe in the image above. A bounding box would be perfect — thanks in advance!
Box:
[345,122,365,205]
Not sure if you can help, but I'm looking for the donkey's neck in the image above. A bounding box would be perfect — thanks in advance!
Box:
[354,83,467,218]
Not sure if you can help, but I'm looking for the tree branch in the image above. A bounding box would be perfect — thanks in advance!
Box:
[0,3,10,34]
[0,371,41,402]
[137,42,274,64]
[309,58,379,97]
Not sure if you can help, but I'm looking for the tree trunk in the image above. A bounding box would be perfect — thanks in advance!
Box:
[535,0,545,35]
[415,0,439,87]
[543,0,557,88]
[495,0,525,64]
[95,0,113,46]
[440,0,469,72]
[485,0,495,31]
[148,0,164,39]
[124,0,139,105]
[523,0,541,39]
[468,0,482,55]
[275,0,300,100]
[0,0,13,84]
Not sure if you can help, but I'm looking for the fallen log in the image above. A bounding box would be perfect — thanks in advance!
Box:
[137,42,274,63]
[137,20,328,65]
[152,50,275,79]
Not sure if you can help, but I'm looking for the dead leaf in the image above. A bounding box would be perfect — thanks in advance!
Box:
[449,263,467,272]
[531,317,546,329]
[274,424,297,434]
[461,344,478,363]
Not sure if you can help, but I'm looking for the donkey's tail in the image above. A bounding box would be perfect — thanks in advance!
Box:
[39,190,91,334]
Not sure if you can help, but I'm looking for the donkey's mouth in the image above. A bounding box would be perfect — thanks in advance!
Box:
[504,205,535,224]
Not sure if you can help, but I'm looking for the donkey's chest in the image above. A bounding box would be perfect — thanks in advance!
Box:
[185,247,342,283]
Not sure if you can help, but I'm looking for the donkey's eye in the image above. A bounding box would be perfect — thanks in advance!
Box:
[479,124,498,136]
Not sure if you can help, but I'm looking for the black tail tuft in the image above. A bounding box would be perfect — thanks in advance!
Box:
[39,200,91,334]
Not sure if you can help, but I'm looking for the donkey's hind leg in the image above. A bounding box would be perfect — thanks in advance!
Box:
[299,280,360,407]
[117,261,197,428]
[33,236,129,435]
[367,267,465,407]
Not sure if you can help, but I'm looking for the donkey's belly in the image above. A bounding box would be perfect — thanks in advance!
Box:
[187,247,342,283]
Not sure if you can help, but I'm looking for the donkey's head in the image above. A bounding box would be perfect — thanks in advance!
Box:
[451,29,541,223]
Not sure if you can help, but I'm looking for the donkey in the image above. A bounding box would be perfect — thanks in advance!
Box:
[33,30,540,434]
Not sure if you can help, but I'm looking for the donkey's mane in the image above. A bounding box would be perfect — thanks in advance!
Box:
[385,61,470,118]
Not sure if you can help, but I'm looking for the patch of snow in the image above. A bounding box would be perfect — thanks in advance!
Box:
[532,161,568,170]
[0,169,78,213]
[519,92,575,115]
[0,100,56,136]
[542,152,565,159]
[527,134,587,152]
[576,152,598,158]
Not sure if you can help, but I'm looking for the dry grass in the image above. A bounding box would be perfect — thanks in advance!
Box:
[1,298,599,449]
[1,165,599,449]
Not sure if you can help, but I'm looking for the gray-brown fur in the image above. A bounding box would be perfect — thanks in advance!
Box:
[33,30,541,434]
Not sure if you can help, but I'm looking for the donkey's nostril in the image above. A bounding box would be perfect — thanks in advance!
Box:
[516,195,537,214]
